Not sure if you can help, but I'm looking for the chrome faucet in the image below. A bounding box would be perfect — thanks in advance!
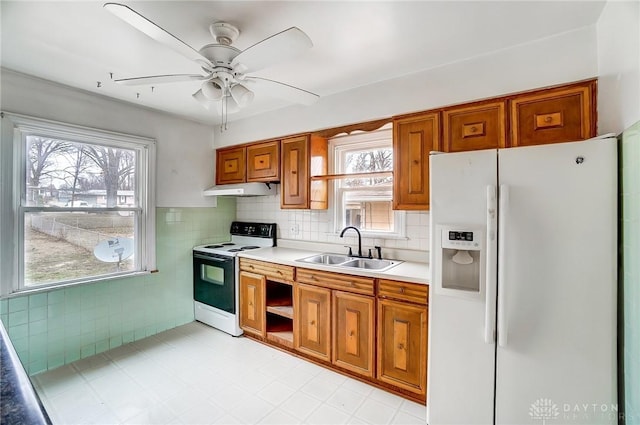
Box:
[340,226,362,257]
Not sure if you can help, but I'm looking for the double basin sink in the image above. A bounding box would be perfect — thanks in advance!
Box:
[296,253,401,272]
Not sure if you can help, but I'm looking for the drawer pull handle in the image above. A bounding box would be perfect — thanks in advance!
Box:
[277,270,283,275]
[399,287,405,294]
[310,275,317,280]
[249,265,255,269]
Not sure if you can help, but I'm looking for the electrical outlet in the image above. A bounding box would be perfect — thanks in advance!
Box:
[290,223,300,235]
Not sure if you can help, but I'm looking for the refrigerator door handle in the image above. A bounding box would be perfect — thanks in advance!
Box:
[497,184,509,347]
[485,185,497,344]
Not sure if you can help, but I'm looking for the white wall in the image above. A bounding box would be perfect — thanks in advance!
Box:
[216,26,599,146]
[597,0,640,133]
[1,69,218,208]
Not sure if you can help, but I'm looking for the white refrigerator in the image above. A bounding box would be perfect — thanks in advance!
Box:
[427,136,618,424]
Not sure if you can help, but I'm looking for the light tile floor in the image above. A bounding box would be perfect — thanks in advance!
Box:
[32,322,427,424]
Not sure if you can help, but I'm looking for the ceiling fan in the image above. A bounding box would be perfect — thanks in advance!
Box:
[103,3,319,120]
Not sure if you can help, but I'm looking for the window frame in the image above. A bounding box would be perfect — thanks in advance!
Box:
[4,113,156,295]
[329,126,406,238]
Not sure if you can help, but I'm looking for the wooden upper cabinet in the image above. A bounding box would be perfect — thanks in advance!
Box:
[509,80,596,147]
[216,146,246,184]
[246,140,280,182]
[281,134,328,209]
[294,282,331,362]
[442,101,506,152]
[393,113,440,210]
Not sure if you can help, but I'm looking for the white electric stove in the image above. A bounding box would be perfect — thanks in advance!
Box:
[193,221,277,336]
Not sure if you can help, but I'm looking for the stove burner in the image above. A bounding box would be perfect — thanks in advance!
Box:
[204,245,224,249]
[227,248,241,252]
[241,246,260,250]
[221,243,235,246]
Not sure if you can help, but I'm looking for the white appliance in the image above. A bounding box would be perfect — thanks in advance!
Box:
[428,136,618,424]
[193,221,277,336]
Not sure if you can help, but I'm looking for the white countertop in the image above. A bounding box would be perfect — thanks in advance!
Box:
[237,247,429,285]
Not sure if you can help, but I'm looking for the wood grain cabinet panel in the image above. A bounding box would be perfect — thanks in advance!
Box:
[332,291,375,378]
[294,282,331,361]
[393,113,440,210]
[510,81,596,147]
[239,271,265,337]
[247,140,280,182]
[378,279,428,305]
[216,146,246,184]
[442,101,506,152]
[377,299,428,396]
[281,135,328,209]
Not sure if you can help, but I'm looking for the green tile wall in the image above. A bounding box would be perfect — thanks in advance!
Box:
[620,121,640,425]
[0,200,236,375]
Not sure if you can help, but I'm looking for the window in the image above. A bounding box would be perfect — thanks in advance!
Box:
[331,125,404,237]
[7,114,156,292]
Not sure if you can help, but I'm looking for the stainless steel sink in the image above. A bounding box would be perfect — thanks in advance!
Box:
[297,253,352,265]
[340,258,400,271]
[296,253,401,272]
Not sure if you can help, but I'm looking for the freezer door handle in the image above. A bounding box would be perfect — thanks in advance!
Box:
[497,184,509,347]
[485,185,497,344]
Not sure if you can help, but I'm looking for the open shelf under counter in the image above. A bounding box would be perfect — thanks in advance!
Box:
[266,305,293,319]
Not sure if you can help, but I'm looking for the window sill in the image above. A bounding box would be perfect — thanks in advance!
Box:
[327,232,408,240]
[1,270,153,299]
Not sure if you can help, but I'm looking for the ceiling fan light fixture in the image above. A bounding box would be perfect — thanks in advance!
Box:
[192,89,212,110]
[201,79,224,100]
[230,83,254,107]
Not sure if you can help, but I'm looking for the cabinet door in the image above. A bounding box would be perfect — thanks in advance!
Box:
[294,283,331,362]
[281,135,309,208]
[392,113,440,210]
[377,299,428,396]
[442,101,506,152]
[510,81,595,147]
[239,271,265,337]
[216,147,246,184]
[247,141,280,182]
[333,291,374,378]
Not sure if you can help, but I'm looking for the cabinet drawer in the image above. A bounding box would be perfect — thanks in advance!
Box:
[239,258,294,282]
[442,101,506,152]
[510,82,595,147]
[297,268,374,296]
[378,279,428,305]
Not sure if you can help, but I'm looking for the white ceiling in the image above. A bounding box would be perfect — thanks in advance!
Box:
[1,1,606,125]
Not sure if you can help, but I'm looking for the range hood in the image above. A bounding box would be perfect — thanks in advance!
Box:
[203,183,277,197]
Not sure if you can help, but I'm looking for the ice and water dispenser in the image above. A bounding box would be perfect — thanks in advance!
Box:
[434,225,485,299]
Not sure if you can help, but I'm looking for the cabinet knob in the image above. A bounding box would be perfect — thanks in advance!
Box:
[291,170,297,175]
[470,126,477,132]
[399,287,405,294]
[310,275,317,280]
[310,320,316,325]
[249,265,254,269]
[545,116,553,123]
[349,331,355,337]
[398,343,405,350]
[277,270,283,275]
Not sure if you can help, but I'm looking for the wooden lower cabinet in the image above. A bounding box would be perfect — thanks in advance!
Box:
[239,271,265,337]
[377,298,428,397]
[294,283,331,362]
[332,291,375,378]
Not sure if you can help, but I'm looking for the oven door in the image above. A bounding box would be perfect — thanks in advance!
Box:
[193,252,235,314]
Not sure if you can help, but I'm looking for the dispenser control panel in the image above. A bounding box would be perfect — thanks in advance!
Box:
[441,229,481,250]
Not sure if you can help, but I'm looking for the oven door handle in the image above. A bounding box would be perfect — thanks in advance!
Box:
[193,253,233,263]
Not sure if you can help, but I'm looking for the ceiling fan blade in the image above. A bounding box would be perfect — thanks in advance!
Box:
[232,27,312,73]
[115,74,210,86]
[104,3,212,69]
[246,76,319,106]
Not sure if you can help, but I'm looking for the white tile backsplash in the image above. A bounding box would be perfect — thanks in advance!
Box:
[236,193,430,255]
